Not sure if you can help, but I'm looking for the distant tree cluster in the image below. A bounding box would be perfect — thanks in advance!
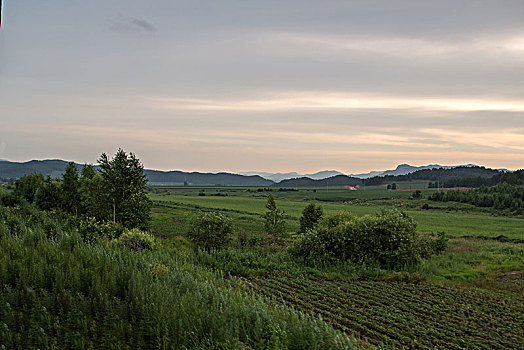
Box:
[364,166,501,187]
[429,183,524,213]
[1,149,152,230]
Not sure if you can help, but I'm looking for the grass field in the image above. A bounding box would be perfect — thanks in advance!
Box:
[149,186,524,240]
[148,185,524,291]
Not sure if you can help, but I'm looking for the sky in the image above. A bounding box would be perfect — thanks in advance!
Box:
[1,0,523,173]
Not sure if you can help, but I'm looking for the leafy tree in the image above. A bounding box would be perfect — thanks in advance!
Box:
[98,149,152,230]
[34,177,62,211]
[14,173,44,203]
[79,165,112,221]
[299,203,323,233]
[188,212,233,251]
[264,194,285,243]
[61,162,81,214]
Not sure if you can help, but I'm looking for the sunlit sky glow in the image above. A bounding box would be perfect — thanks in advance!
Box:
[1,0,523,173]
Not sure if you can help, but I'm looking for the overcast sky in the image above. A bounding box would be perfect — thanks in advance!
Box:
[1,0,523,173]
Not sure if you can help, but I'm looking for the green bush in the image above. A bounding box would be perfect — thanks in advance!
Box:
[291,209,422,269]
[188,212,233,251]
[118,228,156,251]
[77,216,122,243]
[298,203,323,233]
[418,231,448,258]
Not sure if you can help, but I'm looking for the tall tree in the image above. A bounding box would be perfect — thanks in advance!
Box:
[14,173,44,203]
[79,164,111,221]
[61,162,81,215]
[263,194,286,244]
[34,176,62,211]
[98,149,152,230]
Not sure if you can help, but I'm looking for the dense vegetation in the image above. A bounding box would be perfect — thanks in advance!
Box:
[0,206,354,349]
[291,210,446,268]
[363,166,501,187]
[429,183,524,213]
[1,149,152,230]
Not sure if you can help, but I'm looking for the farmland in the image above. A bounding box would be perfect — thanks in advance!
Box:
[248,276,524,349]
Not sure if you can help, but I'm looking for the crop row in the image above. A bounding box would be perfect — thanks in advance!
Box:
[248,276,524,349]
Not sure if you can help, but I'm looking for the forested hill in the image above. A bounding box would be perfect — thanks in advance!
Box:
[0,160,273,186]
[274,175,363,187]
[363,166,503,187]
[0,160,511,187]
[0,160,73,180]
[144,170,273,186]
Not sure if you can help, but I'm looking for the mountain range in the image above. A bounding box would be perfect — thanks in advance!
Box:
[0,159,506,186]
[240,164,480,181]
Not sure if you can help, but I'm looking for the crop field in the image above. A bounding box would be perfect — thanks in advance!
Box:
[247,276,524,349]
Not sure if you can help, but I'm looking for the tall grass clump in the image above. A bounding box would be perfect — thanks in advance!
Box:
[0,205,357,349]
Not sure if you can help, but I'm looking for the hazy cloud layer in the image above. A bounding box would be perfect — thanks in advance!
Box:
[0,0,523,172]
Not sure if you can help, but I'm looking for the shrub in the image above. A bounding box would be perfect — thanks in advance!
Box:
[118,228,156,251]
[418,232,448,258]
[291,209,422,269]
[188,212,233,251]
[0,192,26,207]
[77,216,122,243]
[298,203,323,233]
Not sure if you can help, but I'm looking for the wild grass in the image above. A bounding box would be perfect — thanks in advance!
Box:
[0,206,358,349]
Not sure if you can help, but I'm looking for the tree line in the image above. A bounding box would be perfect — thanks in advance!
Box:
[429,182,524,213]
[1,149,152,230]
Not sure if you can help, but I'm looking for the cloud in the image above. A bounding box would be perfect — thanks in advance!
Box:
[257,32,524,59]
[109,16,156,34]
[153,92,524,113]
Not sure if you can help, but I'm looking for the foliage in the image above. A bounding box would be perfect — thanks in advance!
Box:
[76,216,122,243]
[14,173,44,203]
[0,206,353,349]
[98,149,152,230]
[188,211,233,251]
[417,231,448,258]
[299,203,323,233]
[79,166,111,221]
[264,194,286,243]
[291,209,422,269]
[61,162,81,214]
[34,177,62,211]
[118,228,156,251]
[0,191,26,207]
[363,166,501,186]
[429,183,524,213]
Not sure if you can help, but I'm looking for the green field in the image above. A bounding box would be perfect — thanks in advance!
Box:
[149,186,524,240]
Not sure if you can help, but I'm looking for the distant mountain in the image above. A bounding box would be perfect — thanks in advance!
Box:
[352,164,461,178]
[0,160,274,186]
[0,160,77,180]
[274,175,362,188]
[238,170,344,182]
[144,170,273,186]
